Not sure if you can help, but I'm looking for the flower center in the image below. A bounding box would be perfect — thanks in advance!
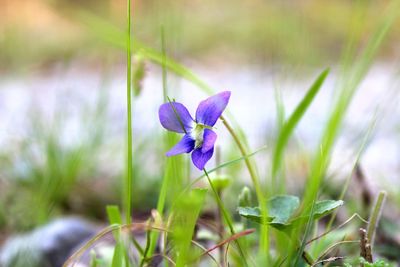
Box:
[190,123,212,149]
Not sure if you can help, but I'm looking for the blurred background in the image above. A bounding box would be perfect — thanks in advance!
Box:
[1,0,400,266]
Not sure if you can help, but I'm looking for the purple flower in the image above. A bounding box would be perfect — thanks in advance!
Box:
[159,91,231,170]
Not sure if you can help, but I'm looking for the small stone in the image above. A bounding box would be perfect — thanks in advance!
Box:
[0,217,98,267]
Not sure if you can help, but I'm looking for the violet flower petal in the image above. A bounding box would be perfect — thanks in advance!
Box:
[166,135,195,156]
[191,147,214,170]
[159,102,194,133]
[195,91,231,127]
[201,129,217,153]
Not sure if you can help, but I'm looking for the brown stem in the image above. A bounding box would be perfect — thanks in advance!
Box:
[360,228,373,265]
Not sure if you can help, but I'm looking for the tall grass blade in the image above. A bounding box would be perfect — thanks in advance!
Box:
[271,68,329,193]
[124,0,133,226]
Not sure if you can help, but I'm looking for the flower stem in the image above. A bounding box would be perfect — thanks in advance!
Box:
[203,168,248,267]
[220,116,269,257]
[215,147,224,266]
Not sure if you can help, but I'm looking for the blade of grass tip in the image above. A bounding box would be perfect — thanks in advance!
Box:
[271,68,329,194]
[107,205,123,241]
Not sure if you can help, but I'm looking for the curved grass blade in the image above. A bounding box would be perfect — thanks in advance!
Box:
[271,68,329,193]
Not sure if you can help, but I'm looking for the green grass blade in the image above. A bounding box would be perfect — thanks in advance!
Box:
[107,200,130,266]
[112,242,124,267]
[107,205,123,225]
[271,68,329,193]
[172,189,207,267]
[124,0,133,227]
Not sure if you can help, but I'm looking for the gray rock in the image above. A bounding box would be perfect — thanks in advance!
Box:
[0,217,98,267]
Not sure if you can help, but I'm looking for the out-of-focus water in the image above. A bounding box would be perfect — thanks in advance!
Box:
[0,63,399,187]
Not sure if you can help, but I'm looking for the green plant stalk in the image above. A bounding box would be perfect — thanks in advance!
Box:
[203,169,249,267]
[221,117,269,257]
[366,191,387,249]
[124,0,143,261]
[146,27,169,261]
[125,0,133,227]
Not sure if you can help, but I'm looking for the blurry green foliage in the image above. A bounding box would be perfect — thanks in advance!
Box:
[1,1,399,71]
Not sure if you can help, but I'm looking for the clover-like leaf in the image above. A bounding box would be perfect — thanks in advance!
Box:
[268,195,300,225]
[311,200,344,219]
[291,200,344,225]
[238,195,300,227]
[238,196,344,233]
[237,206,264,224]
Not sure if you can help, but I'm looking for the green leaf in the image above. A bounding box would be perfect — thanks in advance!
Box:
[290,200,344,226]
[238,196,343,230]
[238,195,299,226]
[111,242,124,267]
[312,200,344,219]
[106,205,122,225]
[237,206,263,224]
[269,195,300,225]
